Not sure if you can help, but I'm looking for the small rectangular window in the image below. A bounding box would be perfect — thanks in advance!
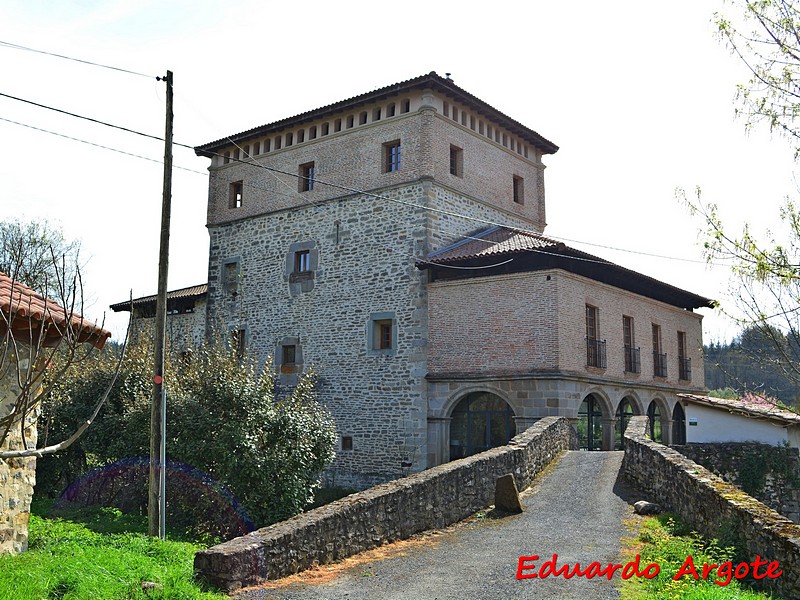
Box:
[374,319,393,350]
[461,112,467,126]
[275,136,282,150]
[359,111,368,125]
[297,129,305,143]
[321,123,329,136]
[478,120,485,135]
[282,344,297,365]
[223,261,239,293]
[334,118,342,132]
[233,148,240,161]
[383,140,401,173]
[286,132,293,146]
[243,144,249,157]
[452,107,458,122]
[387,103,396,117]
[229,181,243,208]
[470,115,475,130]
[443,101,449,117]
[342,436,353,451]
[373,107,381,121]
[224,151,230,164]
[512,176,524,205]
[309,126,317,140]
[295,250,311,273]
[346,115,354,129]
[252,141,260,155]
[449,145,463,177]
[264,138,271,152]
[233,329,246,359]
[299,162,315,192]
[400,99,410,113]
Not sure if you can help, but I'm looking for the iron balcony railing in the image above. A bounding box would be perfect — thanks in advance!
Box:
[653,351,668,378]
[586,338,607,369]
[624,345,641,373]
[679,357,691,381]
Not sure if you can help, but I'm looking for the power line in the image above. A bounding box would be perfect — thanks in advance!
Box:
[0,88,722,270]
[0,39,156,79]
[0,117,204,175]
[0,91,196,149]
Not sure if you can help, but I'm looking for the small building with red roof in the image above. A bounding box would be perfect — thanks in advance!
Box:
[1,270,110,554]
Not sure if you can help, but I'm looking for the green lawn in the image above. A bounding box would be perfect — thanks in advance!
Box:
[621,514,778,600]
[0,503,226,600]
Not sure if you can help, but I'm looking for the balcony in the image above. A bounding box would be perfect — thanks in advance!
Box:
[586,338,607,369]
[679,357,691,381]
[653,352,667,378]
[624,345,641,374]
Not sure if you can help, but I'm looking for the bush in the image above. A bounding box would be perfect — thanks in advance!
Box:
[38,337,337,532]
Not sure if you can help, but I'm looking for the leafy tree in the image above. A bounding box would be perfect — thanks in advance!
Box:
[682,1,800,410]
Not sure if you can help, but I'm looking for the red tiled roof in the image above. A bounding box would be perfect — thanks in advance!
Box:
[109,283,208,312]
[424,226,567,264]
[678,393,800,426]
[0,271,111,349]
[195,71,559,156]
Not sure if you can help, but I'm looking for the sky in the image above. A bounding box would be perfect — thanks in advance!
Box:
[2,0,799,343]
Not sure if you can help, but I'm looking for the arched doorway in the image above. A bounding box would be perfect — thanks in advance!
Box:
[646,400,663,443]
[449,392,516,460]
[578,394,603,451]
[672,402,686,445]
[614,397,636,450]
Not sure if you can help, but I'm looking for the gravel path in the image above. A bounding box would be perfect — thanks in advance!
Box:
[235,451,637,600]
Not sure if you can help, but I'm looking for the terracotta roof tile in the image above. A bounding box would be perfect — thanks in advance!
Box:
[0,271,111,349]
[425,226,568,264]
[678,393,800,426]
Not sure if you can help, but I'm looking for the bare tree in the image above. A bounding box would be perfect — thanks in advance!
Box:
[0,247,127,459]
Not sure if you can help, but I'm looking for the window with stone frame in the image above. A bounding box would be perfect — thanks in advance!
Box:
[368,312,397,356]
[222,259,240,295]
[294,250,311,274]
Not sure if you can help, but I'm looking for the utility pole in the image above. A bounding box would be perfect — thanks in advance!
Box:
[150,70,173,539]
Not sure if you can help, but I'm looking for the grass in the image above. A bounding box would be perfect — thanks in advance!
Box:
[0,499,226,600]
[621,514,778,600]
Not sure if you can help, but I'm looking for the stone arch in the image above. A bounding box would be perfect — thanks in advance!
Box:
[447,390,517,461]
[440,384,517,418]
[614,394,641,450]
[578,392,609,451]
[646,396,669,444]
[671,401,687,445]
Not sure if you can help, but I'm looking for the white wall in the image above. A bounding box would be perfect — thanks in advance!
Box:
[685,403,790,446]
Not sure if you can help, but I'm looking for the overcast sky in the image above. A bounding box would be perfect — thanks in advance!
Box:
[2,0,798,343]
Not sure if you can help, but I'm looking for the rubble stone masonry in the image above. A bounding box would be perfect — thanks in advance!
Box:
[0,360,38,555]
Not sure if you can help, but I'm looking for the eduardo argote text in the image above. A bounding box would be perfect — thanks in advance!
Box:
[516,553,782,586]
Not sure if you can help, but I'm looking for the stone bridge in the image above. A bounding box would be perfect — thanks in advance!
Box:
[194,416,800,599]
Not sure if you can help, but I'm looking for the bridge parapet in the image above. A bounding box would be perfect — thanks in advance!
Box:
[195,416,576,592]
[623,415,800,599]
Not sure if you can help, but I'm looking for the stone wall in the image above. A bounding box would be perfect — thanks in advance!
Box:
[674,443,800,523]
[0,359,38,555]
[194,416,576,592]
[623,416,800,599]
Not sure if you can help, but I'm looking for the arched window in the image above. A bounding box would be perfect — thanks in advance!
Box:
[449,392,516,460]
[647,401,663,443]
[578,394,603,450]
[672,403,686,445]
[615,397,636,450]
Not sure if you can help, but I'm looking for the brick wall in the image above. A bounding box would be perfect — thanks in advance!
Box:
[194,416,575,592]
[623,416,800,599]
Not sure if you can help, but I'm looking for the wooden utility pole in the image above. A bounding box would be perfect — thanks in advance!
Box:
[150,70,173,538]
